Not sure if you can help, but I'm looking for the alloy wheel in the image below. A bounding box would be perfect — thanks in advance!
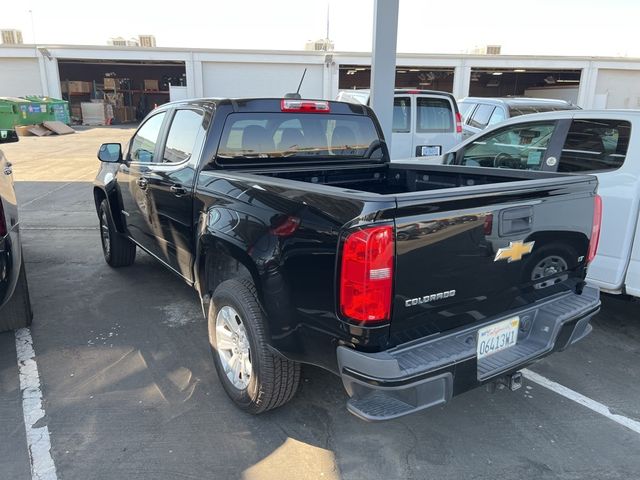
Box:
[215,305,252,390]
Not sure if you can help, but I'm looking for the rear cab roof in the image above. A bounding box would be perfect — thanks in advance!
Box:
[157,97,372,115]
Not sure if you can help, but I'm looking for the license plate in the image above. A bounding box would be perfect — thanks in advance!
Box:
[477,317,519,359]
[419,145,441,156]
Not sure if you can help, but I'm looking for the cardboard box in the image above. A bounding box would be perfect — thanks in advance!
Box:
[144,79,159,91]
[66,81,92,94]
[114,106,137,123]
[104,78,117,90]
[15,125,35,136]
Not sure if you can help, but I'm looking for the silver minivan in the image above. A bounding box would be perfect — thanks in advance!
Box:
[336,89,463,160]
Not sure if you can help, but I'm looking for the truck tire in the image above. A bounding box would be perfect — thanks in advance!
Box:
[99,199,136,267]
[208,278,300,414]
[0,258,33,332]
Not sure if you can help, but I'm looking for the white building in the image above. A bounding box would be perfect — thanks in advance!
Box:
[1,43,640,110]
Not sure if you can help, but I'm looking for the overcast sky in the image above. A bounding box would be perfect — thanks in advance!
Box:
[3,0,639,57]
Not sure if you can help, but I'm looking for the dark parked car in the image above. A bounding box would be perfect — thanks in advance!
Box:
[458,97,579,139]
[93,98,600,421]
[0,130,33,332]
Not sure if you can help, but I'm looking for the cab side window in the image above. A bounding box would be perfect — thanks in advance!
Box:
[163,109,205,163]
[128,112,166,163]
[458,121,556,169]
[558,119,631,173]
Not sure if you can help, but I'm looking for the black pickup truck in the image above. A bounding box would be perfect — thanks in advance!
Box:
[94,98,601,421]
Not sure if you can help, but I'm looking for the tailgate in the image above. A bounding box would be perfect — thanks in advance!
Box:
[390,176,598,345]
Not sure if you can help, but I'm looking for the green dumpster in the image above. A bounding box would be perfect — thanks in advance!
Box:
[0,97,32,129]
[23,96,71,125]
[19,97,50,125]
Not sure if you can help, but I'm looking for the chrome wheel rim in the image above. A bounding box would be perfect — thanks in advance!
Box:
[531,255,568,289]
[215,305,252,390]
[100,210,111,258]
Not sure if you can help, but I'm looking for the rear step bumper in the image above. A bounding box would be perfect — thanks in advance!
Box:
[337,286,600,421]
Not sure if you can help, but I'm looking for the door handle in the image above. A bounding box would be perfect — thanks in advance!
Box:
[137,177,149,190]
[170,184,187,197]
[500,206,533,236]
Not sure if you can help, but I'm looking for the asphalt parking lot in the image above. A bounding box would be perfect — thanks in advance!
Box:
[1,128,640,480]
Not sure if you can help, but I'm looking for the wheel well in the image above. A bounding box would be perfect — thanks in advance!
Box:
[198,240,261,310]
[93,187,106,211]
[93,187,125,232]
[526,231,588,256]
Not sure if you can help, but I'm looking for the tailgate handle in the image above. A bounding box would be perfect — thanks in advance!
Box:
[500,206,533,236]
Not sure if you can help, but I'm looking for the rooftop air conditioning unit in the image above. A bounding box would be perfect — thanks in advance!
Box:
[108,37,127,46]
[139,35,157,48]
[1,29,23,45]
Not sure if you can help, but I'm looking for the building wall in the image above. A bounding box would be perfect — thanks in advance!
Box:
[201,62,324,98]
[524,86,579,103]
[0,58,43,97]
[595,69,640,109]
[4,45,640,111]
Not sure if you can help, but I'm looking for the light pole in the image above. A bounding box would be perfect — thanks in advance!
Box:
[28,9,36,44]
[370,0,399,150]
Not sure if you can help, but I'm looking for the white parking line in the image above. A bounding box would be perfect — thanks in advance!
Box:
[15,328,58,480]
[523,369,640,435]
[20,182,72,208]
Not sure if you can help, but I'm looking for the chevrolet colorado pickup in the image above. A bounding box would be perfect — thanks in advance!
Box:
[94,98,601,421]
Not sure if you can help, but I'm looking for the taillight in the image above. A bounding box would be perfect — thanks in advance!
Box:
[339,225,394,323]
[587,195,602,264]
[455,112,463,134]
[280,99,330,113]
[0,201,6,237]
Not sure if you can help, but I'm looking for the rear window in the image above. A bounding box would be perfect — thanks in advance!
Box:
[508,104,575,116]
[558,119,631,173]
[216,113,383,163]
[393,97,411,133]
[416,97,453,133]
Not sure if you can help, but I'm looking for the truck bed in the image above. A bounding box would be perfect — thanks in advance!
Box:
[248,162,583,196]
[216,162,597,347]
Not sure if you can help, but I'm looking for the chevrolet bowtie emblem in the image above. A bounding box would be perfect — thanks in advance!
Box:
[494,240,535,263]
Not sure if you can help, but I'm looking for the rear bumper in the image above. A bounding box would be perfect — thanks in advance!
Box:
[337,286,600,421]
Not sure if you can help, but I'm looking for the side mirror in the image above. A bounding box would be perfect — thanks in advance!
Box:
[0,130,19,144]
[98,143,122,163]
